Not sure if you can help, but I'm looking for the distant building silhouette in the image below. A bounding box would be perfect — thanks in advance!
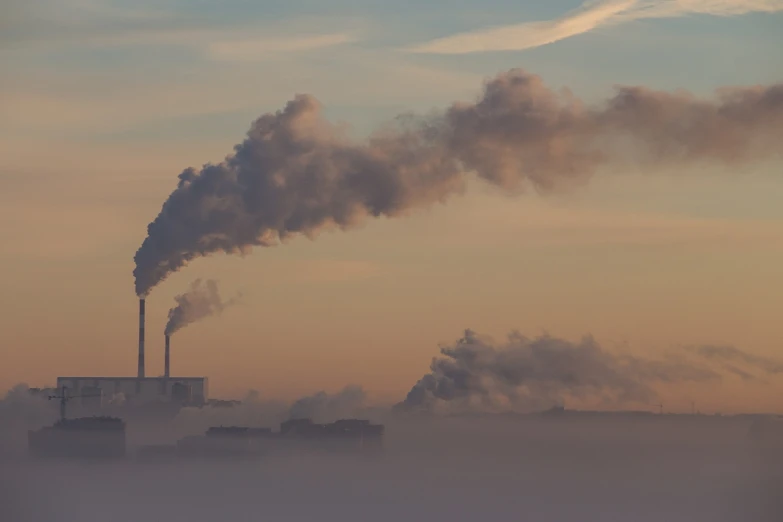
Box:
[55,376,208,406]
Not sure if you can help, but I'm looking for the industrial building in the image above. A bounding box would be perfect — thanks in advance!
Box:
[55,298,208,406]
[55,376,208,405]
[166,418,385,459]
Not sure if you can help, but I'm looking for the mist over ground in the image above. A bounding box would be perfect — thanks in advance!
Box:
[2,381,782,522]
[3,327,783,521]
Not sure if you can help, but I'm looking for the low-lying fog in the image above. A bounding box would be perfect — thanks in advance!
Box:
[2,388,781,522]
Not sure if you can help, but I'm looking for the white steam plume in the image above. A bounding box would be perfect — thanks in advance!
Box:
[164,279,239,336]
[396,329,783,414]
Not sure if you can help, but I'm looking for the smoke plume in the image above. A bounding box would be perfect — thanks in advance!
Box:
[396,329,782,414]
[685,344,783,382]
[164,279,238,336]
[133,69,783,295]
[689,345,783,375]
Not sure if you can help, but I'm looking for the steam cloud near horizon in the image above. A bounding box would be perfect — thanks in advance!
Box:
[133,68,783,296]
[288,385,367,421]
[0,383,373,442]
[397,329,783,414]
[164,279,239,336]
[5,327,782,426]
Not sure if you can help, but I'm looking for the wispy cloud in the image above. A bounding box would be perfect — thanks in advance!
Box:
[408,0,635,54]
[620,0,783,18]
[0,0,187,49]
[0,51,479,140]
[407,0,783,54]
[205,33,357,62]
[1,0,361,60]
[54,27,358,62]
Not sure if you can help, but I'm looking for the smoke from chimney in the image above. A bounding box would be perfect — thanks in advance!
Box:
[138,298,145,379]
[395,329,783,414]
[164,279,239,337]
[133,69,783,296]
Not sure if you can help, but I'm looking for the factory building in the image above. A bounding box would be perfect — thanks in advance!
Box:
[54,298,208,407]
[55,377,208,406]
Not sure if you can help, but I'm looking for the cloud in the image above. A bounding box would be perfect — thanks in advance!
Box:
[408,0,636,54]
[1,0,361,61]
[407,0,783,54]
[616,0,783,19]
[205,33,357,62]
[0,48,478,141]
[0,0,192,49]
[80,28,355,59]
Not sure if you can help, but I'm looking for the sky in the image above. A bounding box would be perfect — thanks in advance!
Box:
[1,0,782,412]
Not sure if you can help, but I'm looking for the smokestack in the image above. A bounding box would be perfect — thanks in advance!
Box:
[138,298,145,378]
[164,334,170,378]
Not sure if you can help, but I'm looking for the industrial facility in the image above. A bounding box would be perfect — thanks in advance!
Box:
[140,418,385,460]
[54,376,208,406]
[56,299,208,407]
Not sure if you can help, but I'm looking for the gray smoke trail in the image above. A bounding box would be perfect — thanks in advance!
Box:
[396,329,782,414]
[689,345,783,375]
[684,344,783,383]
[133,69,783,295]
[164,279,238,336]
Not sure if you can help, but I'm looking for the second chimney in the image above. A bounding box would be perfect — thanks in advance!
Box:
[138,298,146,379]
[164,334,170,378]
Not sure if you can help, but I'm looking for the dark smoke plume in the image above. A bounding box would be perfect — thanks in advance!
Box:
[396,329,781,414]
[164,279,239,336]
[134,69,783,295]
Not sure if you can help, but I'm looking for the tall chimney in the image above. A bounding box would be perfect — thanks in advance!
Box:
[138,298,146,378]
[164,334,170,378]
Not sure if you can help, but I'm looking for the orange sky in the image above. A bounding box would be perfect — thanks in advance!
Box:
[2,0,783,420]
[1,136,782,413]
